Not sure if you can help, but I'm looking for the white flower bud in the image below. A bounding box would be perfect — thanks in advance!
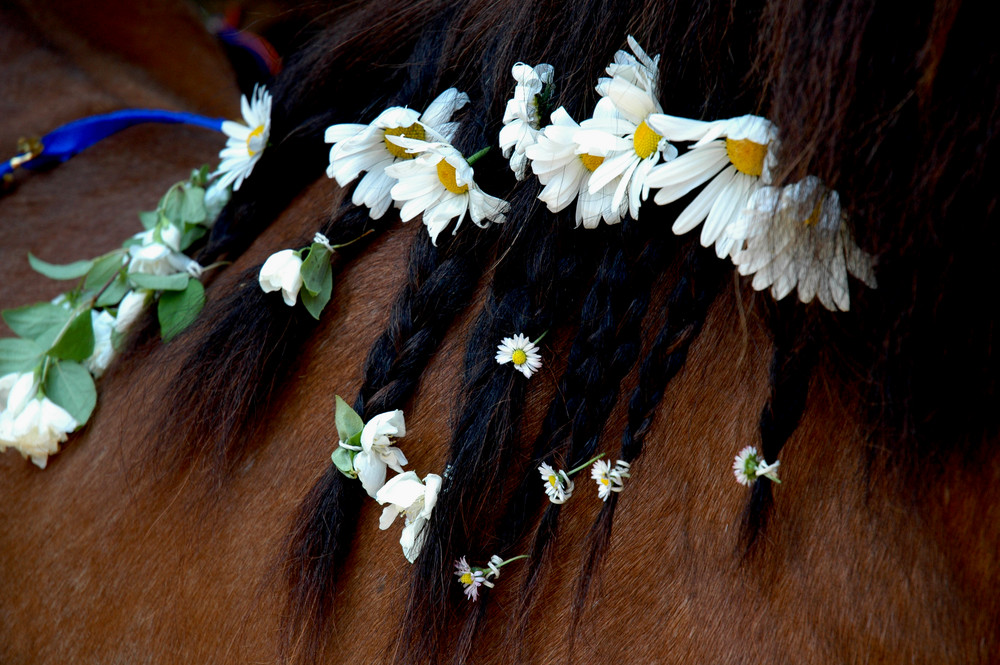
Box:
[258,249,304,306]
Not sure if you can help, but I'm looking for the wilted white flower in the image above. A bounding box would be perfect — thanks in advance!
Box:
[591,458,630,500]
[0,373,77,469]
[258,249,304,306]
[499,63,554,179]
[214,85,272,191]
[376,471,443,562]
[115,289,152,334]
[495,333,542,379]
[538,462,574,504]
[203,179,231,225]
[85,310,116,378]
[352,409,409,498]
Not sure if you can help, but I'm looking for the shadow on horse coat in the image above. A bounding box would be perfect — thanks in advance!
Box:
[0,0,997,663]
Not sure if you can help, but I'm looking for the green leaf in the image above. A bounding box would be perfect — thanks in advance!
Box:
[177,224,206,252]
[300,244,332,296]
[180,186,206,224]
[161,186,184,223]
[157,279,205,342]
[96,273,129,308]
[137,210,159,230]
[190,165,211,187]
[301,288,331,321]
[43,360,96,424]
[28,253,94,280]
[0,338,44,374]
[330,446,358,479]
[2,303,71,340]
[48,309,95,361]
[84,252,125,292]
[129,272,190,291]
[334,395,364,444]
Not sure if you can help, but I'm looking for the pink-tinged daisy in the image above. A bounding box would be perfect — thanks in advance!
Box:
[499,63,554,180]
[454,557,488,601]
[214,85,272,191]
[645,113,778,257]
[324,89,469,219]
[728,175,876,311]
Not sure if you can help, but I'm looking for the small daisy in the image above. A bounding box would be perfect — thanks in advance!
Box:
[499,63,554,180]
[325,89,469,219]
[495,333,542,379]
[384,140,508,244]
[538,462,574,504]
[573,37,677,221]
[454,557,488,601]
[645,113,778,258]
[214,85,272,191]
[732,445,781,486]
[728,176,877,311]
[526,105,627,228]
[590,458,630,500]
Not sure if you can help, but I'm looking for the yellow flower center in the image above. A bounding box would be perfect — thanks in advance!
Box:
[600,477,610,486]
[460,572,474,585]
[511,348,528,365]
[579,153,605,172]
[436,159,469,194]
[632,121,662,160]
[548,475,559,488]
[246,125,266,156]
[383,123,427,159]
[803,199,825,227]
[725,138,768,177]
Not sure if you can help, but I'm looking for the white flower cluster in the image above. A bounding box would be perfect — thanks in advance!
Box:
[0,372,77,469]
[502,38,876,311]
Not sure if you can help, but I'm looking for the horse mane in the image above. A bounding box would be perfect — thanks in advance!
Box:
[134,0,999,662]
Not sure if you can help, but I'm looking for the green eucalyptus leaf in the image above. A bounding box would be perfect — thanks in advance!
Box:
[96,274,129,308]
[27,254,95,281]
[129,272,190,291]
[0,338,44,374]
[300,289,330,321]
[48,309,95,361]
[334,395,364,444]
[84,252,125,292]
[138,210,159,230]
[330,446,358,479]
[157,279,205,342]
[2,303,71,341]
[161,186,184,222]
[300,244,332,296]
[180,186,206,224]
[42,360,96,424]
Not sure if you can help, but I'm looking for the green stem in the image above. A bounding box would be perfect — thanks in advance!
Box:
[330,228,375,250]
[495,554,528,568]
[567,453,605,476]
[466,147,491,166]
[532,330,549,345]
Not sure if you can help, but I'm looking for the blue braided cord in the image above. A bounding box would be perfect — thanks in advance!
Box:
[2,109,225,178]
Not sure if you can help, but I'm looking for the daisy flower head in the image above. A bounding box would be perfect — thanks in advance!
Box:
[590,458,630,500]
[526,106,627,228]
[384,140,509,245]
[214,84,272,191]
[538,462,574,504]
[499,63,554,180]
[495,333,542,379]
[324,89,469,219]
[732,446,781,486]
[645,114,779,258]
[728,176,877,311]
[575,37,678,221]
[454,557,488,601]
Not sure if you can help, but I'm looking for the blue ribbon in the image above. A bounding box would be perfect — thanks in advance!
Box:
[2,109,225,179]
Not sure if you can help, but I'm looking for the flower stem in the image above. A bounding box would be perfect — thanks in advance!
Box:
[494,554,528,568]
[567,453,605,476]
[466,147,491,166]
[532,330,549,345]
[330,228,375,250]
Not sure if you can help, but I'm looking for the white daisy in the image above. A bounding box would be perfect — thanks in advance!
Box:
[384,140,508,244]
[454,557,488,602]
[572,38,677,221]
[538,462,574,504]
[214,84,272,191]
[495,333,542,379]
[644,113,779,258]
[499,63,554,180]
[728,176,877,311]
[732,445,781,486]
[590,458,630,500]
[325,88,469,219]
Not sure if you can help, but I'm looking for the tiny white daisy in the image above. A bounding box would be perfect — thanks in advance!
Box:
[454,557,487,601]
[384,140,508,244]
[525,105,626,228]
[645,113,778,258]
[590,458,630,500]
[499,63,554,180]
[573,37,677,221]
[538,462,574,504]
[214,85,272,191]
[732,445,780,486]
[325,89,469,219]
[728,176,876,311]
[495,333,542,379]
